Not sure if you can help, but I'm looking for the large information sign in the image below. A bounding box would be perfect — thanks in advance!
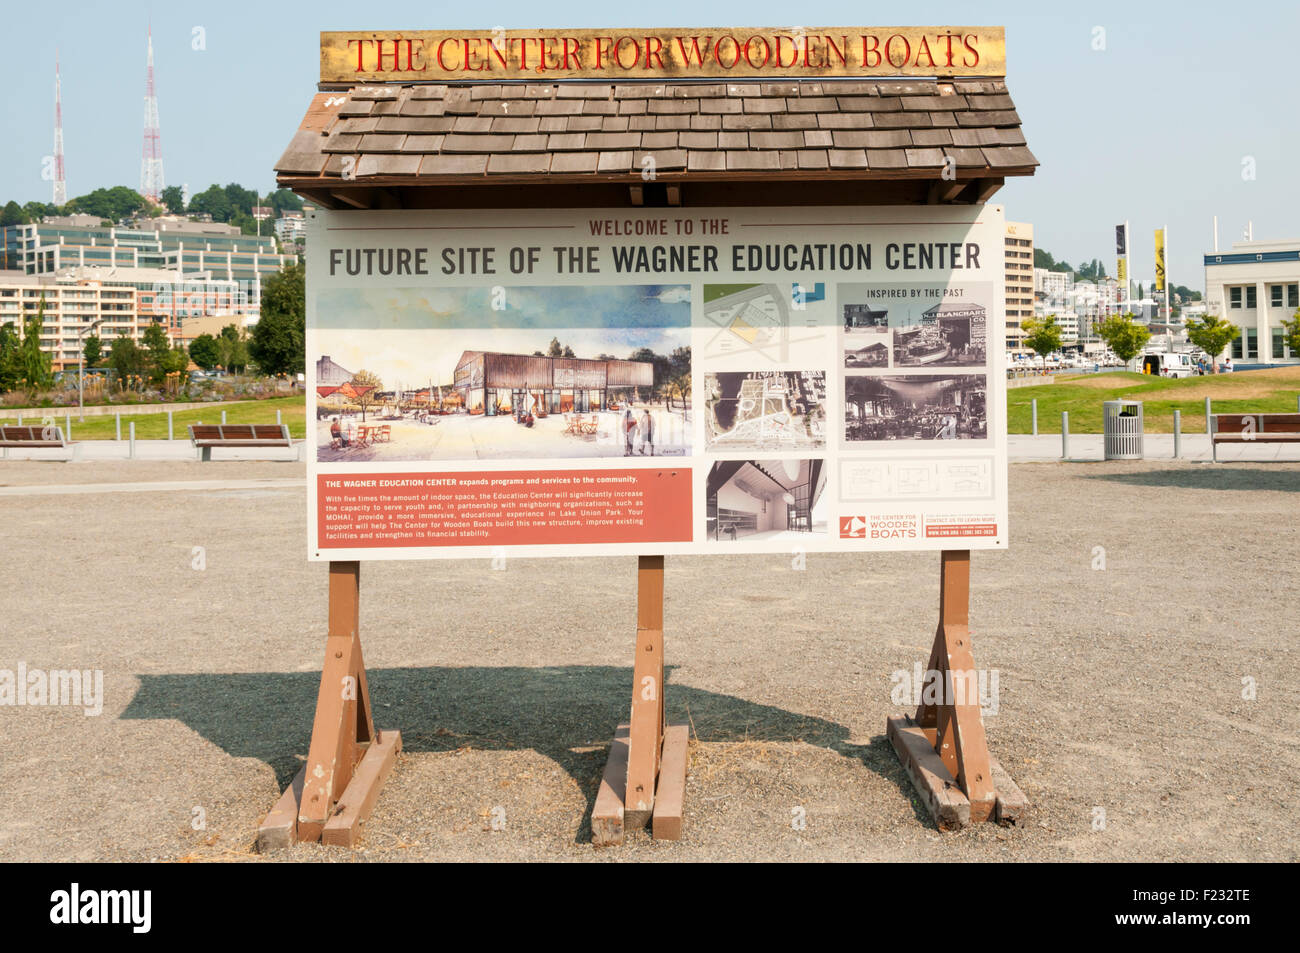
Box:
[306,205,1008,560]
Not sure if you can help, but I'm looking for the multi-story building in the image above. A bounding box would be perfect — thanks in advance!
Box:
[1204,238,1300,364]
[1004,221,1034,353]
[0,220,294,294]
[0,272,146,370]
[275,212,306,246]
[0,265,260,371]
[1034,267,1073,302]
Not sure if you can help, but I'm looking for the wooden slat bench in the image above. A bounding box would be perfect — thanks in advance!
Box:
[0,424,70,459]
[189,423,293,461]
[1210,413,1300,462]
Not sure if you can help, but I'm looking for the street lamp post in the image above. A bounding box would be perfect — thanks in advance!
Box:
[78,318,104,422]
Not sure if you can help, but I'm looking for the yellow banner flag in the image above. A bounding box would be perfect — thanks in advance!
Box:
[1154,229,1166,292]
[1117,257,1127,283]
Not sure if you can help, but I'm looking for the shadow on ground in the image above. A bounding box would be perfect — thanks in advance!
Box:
[1082,466,1300,492]
[121,665,924,838]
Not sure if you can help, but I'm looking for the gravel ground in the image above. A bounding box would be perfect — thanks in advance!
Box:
[0,459,1296,862]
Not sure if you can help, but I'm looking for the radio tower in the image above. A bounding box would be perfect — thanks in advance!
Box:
[140,26,164,203]
[53,54,67,206]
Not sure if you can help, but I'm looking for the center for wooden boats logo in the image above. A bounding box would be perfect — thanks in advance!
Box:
[840,514,918,539]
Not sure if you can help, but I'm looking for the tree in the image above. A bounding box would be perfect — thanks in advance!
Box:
[0,322,20,392]
[83,334,103,367]
[350,370,382,422]
[189,333,220,370]
[0,200,24,226]
[1020,315,1063,367]
[217,323,250,374]
[547,337,564,357]
[665,345,691,412]
[18,298,55,391]
[66,186,149,222]
[142,322,173,385]
[249,263,304,375]
[268,188,303,216]
[160,185,186,215]
[108,336,144,384]
[1281,308,1300,360]
[1095,313,1152,366]
[1184,315,1240,372]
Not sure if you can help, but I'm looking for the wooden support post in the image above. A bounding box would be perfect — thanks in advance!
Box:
[257,561,401,850]
[592,555,689,846]
[888,550,1027,829]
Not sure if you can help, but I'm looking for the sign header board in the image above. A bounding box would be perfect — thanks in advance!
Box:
[320,27,1006,84]
[306,205,1008,561]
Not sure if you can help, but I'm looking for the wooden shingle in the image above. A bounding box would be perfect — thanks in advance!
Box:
[278,77,1037,191]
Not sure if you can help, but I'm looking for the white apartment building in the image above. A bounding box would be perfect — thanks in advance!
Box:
[275,212,306,245]
[0,272,142,369]
[1204,239,1300,363]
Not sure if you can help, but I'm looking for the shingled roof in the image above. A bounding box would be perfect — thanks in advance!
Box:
[276,79,1035,203]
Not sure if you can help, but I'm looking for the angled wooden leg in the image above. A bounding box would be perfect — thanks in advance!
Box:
[593,555,688,846]
[258,561,400,849]
[626,555,664,828]
[889,550,1022,829]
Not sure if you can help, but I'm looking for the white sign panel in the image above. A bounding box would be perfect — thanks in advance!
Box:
[306,204,1008,560]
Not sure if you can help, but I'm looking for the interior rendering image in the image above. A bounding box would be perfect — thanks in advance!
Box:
[704,458,828,542]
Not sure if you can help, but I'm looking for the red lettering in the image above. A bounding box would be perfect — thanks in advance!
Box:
[436,38,459,71]
[775,35,799,68]
[861,35,881,68]
[487,37,510,70]
[885,34,911,69]
[614,36,640,70]
[824,35,848,67]
[713,34,741,69]
[941,32,958,68]
[561,37,582,70]
[802,35,824,68]
[963,34,980,67]
[645,35,664,69]
[915,36,937,68]
[404,39,426,72]
[674,35,710,67]
[463,38,485,72]
[594,36,614,69]
[743,35,771,68]
[376,38,401,72]
[347,38,372,72]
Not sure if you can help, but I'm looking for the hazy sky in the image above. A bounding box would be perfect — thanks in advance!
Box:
[6,1,1296,292]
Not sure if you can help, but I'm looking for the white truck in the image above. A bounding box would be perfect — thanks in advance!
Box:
[1140,351,1198,378]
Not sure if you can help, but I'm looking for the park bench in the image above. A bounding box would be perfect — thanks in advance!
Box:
[1210,413,1300,462]
[0,424,71,459]
[189,423,293,461]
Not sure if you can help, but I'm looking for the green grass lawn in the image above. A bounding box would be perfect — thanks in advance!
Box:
[1008,368,1300,433]
[0,396,307,440]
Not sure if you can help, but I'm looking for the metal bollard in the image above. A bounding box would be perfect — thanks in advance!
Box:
[115,413,121,441]
[1061,411,1069,460]
[65,413,71,442]
[17,414,22,425]
[1032,399,1038,436]
[221,409,227,425]
[1205,397,1212,434]
[277,409,282,425]
[129,421,136,459]
[1174,410,1182,459]
[168,411,174,441]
